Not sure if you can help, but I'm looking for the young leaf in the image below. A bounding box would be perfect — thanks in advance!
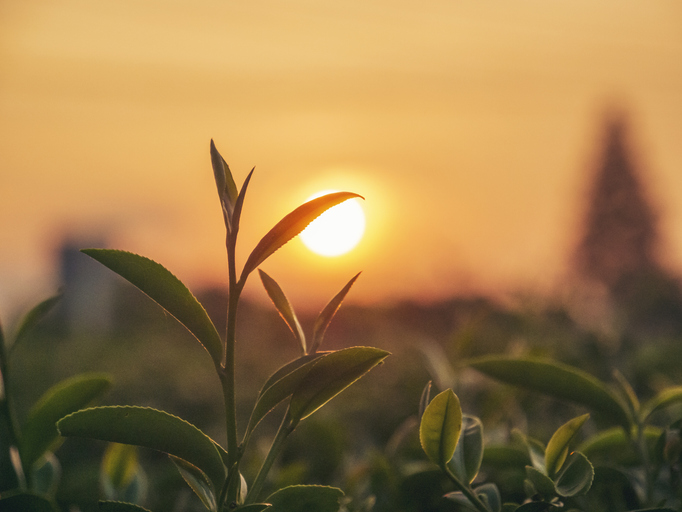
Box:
[171,456,217,512]
[11,295,60,350]
[81,249,223,368]
[419,389,462,468]
[20,373,112,470]
[288,347,390,423]
[309,273,361,354]
[448,415,484,484]
[418,381,432,420]
[258,270,306,354]
[240,192,363,281]
[265,485,344,512]
[469,356,631,430]
[98,502,152,512]
[525,466,555,498]
[210,139,239,228]
[612,369,640,418]
[230,168,254,240]
[640,386,682,422]
[553,451,594,497]
[244,353,327,442]
[545,414,589,477]
[57,406,226,491]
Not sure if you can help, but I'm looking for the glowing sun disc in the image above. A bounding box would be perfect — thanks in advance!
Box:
[300,191,366,257]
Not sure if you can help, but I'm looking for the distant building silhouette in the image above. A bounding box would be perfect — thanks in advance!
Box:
[571,111,682,336]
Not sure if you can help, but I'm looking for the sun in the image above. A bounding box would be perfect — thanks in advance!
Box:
[300,190,366,257]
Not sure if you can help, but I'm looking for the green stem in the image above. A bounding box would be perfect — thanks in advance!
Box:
[245,412,297,505]
[635,423,655,505]
[443,465,489,512]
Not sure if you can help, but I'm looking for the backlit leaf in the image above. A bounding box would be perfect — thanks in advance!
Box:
[171,456,217,512]
[81,249,223,367]
[240,192,363,280]
[554,451,594,497]
[419,389,462,467]
[12,295,60,350]
[640,386,682,422]
[265,485,344,512]
[469,356,631,430]
[20,373,111,469]
[310,273,360,354]
[57,406,225,491]
[259,270,305,354]
[244,353,327,442]
[289,347,389,423]
[210,139,239,228]
[448,415,483,484]
[545,414,589,477]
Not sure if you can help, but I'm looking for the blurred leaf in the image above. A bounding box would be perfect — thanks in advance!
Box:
[244,353,327,442]
[545,414,589,477]
[289,347,389,422]
[234,505,272,512]
[553,451,594,497]
[514,502,553,512]
[98,502,152,512]
[0,492,58,512]
[210,139,239,228]
[448,415,484,484]
[310,273,360,354]
[419,389,462,467]
[102,443,138,492]
[171,456,217,512]
[469,357,631,430]
[259,270,305,354]
[31,452,60,497]
[240,192,363,280]
[612,369,640,418]
[512,429,546,474]
[482,445,530,469]
[57,406,225,491]
[265,485,344,512]
[11,295,60,350]
[20,373,111,469]
[81,249,223,367]
[525,466,555,498]
[640,386,682,422]
[418,381,432,420]
[578,425,662,466]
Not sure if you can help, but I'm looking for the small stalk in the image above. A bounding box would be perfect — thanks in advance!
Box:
[443,465,490,512]
[245,412,297,504]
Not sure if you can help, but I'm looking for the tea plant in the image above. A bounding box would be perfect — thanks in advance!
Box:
[38,141,387,512]
[0,296,112,511]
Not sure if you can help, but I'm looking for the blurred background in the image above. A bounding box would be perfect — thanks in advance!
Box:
[2,2,682,511]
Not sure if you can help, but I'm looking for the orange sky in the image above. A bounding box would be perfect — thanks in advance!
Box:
[1,0,682,315]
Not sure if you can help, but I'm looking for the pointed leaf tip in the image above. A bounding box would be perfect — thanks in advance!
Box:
[241,192,363,281]
[310,272,361,354]
[259,269,306,354]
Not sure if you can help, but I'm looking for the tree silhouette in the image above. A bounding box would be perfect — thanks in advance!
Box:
[572,111,682,335]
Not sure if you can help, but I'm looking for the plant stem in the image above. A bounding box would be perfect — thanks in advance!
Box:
[245,412,297,504]
[443,465,489,512]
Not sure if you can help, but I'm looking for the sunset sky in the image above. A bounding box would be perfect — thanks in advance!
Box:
[1,1,681,315]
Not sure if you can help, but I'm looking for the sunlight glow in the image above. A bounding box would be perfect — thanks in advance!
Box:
[300,191,366,257]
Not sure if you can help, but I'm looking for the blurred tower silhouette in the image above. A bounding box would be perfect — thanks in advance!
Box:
[572,111,682,335]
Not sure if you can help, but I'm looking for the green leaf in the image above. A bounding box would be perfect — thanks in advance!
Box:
[469,356,631,430]
[265,485,344,512]
[553,451,594,497]
[244,353,327,443]
[210,139,239,228]
[0,493,59,512]
[171,456,217,512]
[474,483,501,512]
[230,168,254,240]
[419,389,462,467]
[448,414,484,484]
[98,502,152,512]
[102,443,139,493]
[234,505,272,512]
[31,452,60,497]
[482,445,530,469]
[640,386,682,422]
[418,381,432,419]
[578,425,662,466]
[20,373,111,469]
[11,295,60,350]
[512,429,546,474]
[259,270,305,354]
[240,192,364,280]
[525,466,555,498]
[57,406,225,491]
[288,347,389,423]
[612,369,640,419]
[310,273,360,354]
[81,249,223,367]
[545,414,589,477]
